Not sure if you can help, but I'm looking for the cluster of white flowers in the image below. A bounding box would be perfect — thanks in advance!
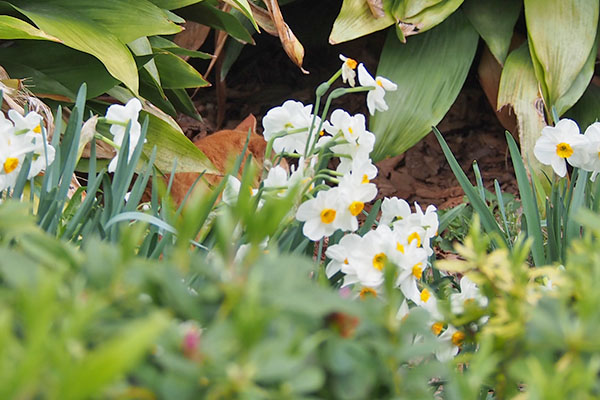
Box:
[104,98,144,172]
[534,118,600,180]
[325,198,438,302]
[0,109,55,192]
[397,275,488,362]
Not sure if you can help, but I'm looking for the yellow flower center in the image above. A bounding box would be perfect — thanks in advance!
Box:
[348,127,354,135]
[396,242,405,254]
[361,174,369,184]
[408,231,421,247]
[349,201,364,216]
[372,253,387,270]
[431,322,444,336]
[412,263,423,279]
[420,288,431,303]
[359,287,377,299]
[555,142,573,158]
[464,298,475,307]
[451,331,465,347]
[320,208,336,224]
[319,130,325,136]
[33,124,42,133]
[3,157,19,174]
[375,78,383,87]
[597,151,600,160]
[343,258,349,264]
[284,122,294,129]
[345,58,357,69]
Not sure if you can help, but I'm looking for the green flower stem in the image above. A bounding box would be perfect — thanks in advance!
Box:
[265,128,307,161]
[322,169,345,177]
[98,117,129,127]
[303,67,344,158]
[316,237,324,267]
[308,86,374,155]
[95,132,119,150]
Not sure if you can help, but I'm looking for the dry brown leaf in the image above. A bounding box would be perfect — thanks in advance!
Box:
[249,2,278,36]
[173,21,211,60]
[366,0,386,18]
[263,0,308,74]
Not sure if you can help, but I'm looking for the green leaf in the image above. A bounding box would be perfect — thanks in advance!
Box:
[148,0,204,9]
[462,0,521,64]
[149,36,212,59]
[434,127,509,247]
[371,10,478,160]
[154,50,210,89]
[402,0,445,19]
[57,312,170,400]
[0,15,60,41]
[39,0,182,44]
[497,43,548,170]
[505,132,545,266]
[554,28,598,116]
[397,0,464,34]
[223,0,259,32]
[0,41,118,100]
[524,0,599,109]
[565,83,600,128]
[129,37,161,84]
[329,0,395,44]
[181,2,254,44]
[145,112,217,174]
[7,1,139,94]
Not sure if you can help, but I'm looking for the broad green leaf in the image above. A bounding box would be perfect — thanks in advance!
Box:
[329,0,395,44]
[399,0,464,34]
[145,112,217,174]
[497,43,548,171]
[524,0,598,109]
[0,15,60,41]
[166,88,201,120]
[148,0,204,9]
[370,11,478,160]
[154,50,210,89]
[401,0,445,19]
[463,0,521,64]
[0,41,118,100]
[554,28,598,116]
[129,36,161,88]
[35,0,182,43]
[181,1,254,44]
[565,83,600,128]
[149,36,212,59]
[7,2,139,94]
[223,0,259,32]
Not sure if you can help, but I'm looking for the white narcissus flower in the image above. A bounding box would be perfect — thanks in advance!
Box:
[324,109,367,145]
[533,118,588,177]
[357,63,397,115]
[450,276,488,314]
[394,242,429,304]
[262,165,290,196]
[346,225,395,289]
[339,54,358,87]
[105,98,144,173]
[325,233,362,282]
[296,188,342,241]
[380,197,412,226]
[435,324,464,362]
[335,173,378,232]
[262,100,319,154]
[8,110,43,140]
[581,122,600,181]
[332,130,376,174]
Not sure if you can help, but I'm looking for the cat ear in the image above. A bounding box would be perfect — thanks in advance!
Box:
[234,114,257,135]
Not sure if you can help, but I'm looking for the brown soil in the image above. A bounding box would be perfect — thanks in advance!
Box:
[178,1,518,210]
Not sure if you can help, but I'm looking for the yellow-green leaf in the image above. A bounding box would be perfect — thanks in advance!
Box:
[0,15,60,41]
[371,10,478,160]
[329,0,395,44]
[399,0,464,34]
[524,0,598,109]
[463,0,521,65]
[8,2,139,94]
[497,43,547,170]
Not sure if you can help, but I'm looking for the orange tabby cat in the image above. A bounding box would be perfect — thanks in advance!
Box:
[166,114,284,205]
